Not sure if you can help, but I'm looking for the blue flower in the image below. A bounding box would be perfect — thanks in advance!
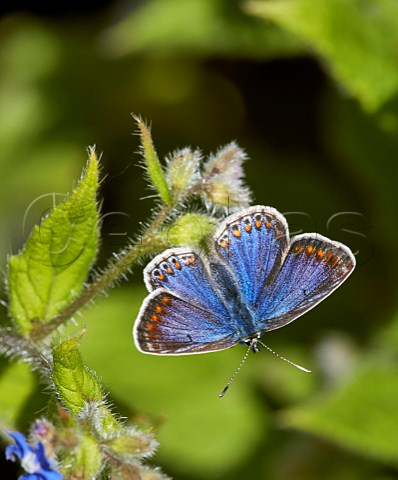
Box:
[5,431,62,480]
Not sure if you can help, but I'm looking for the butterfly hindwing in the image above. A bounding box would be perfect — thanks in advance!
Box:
[214,206,289,309]
[135,247,239,354]
[134,290,239,354]
[257,233,356,330]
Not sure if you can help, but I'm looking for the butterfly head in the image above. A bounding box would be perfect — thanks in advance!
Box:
[243,335,262,353]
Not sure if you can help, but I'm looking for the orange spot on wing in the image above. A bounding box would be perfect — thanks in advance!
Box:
[244,224,252,232]
[332,257,340,268]
[306,245,315,256]
[232,229,241,237]
[255,219,262,229]
[293,244,304,254]
[325,252,335,264]
[151,314,160,322]
[316,249,325,260]
[182,255,196,265]
[155,304,163,313]
[265,221,272,229]
[157,273,165,281]
[162,296,172,306]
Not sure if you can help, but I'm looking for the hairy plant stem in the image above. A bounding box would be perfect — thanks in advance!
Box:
[30,203,175,341]
[0,328,52,372]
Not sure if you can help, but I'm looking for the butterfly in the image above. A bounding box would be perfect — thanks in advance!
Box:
[133,205,355,381]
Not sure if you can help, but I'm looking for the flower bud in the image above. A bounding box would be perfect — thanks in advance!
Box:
[156,213,214,247]
[105,427,158,460]
[166,148,201,200]
[65,433,102,479]
[31,418,55,444]
[201,142,252,209]
[116,463,170,480]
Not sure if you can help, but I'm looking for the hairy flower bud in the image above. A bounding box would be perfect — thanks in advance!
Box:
[201,142,252,210]
[65,433,102,479]
[156,213,214,247]
[166,148,201,200]
[105,427,158,460]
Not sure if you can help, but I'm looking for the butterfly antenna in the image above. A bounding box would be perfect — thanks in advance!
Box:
[219,344,252,398]
[257,339,311,373]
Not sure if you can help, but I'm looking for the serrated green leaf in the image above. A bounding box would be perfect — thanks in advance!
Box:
[8,149,99,334]
[52,334,103,415]
[248,0,398,111]
[283,362,398,466]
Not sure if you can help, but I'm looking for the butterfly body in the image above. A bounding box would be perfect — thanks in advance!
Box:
[134,206,355,355]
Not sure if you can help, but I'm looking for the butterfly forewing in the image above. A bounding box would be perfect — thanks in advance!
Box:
[214,206,289,309]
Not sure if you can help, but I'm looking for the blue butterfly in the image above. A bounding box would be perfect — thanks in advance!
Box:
[133,206,355,374]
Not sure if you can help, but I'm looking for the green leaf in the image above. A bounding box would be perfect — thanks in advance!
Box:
[248,0,398,111]
[7,149,100,334]
[283,361,398,466]
[103,0,302,59]
[135,116,172,205]
[52,334,103,415]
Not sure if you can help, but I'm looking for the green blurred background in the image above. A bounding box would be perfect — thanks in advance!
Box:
[1,0,398,478]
